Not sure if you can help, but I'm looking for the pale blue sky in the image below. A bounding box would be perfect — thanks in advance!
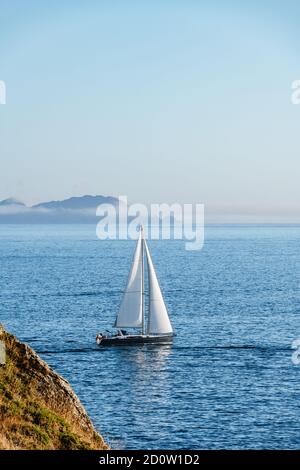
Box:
[0,1,299,221]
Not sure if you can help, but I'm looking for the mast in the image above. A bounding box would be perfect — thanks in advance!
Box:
[147,238,151,335]
[141,225,145,335]
[144,229,152,336]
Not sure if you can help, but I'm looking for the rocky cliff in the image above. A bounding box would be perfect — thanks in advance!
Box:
[0,325,108,450]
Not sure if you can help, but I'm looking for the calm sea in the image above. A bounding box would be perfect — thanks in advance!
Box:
[0,224,299,449]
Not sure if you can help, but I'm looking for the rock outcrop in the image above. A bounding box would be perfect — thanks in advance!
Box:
[0,325,108,450]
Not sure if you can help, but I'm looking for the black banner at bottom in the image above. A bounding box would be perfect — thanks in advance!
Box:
[1,450,300,467]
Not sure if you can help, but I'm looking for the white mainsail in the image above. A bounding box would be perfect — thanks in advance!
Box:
[114,230,143,328]
[144,239,173,335]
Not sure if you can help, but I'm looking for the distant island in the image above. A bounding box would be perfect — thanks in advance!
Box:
[0,325,108,450]
[0,195,119,224]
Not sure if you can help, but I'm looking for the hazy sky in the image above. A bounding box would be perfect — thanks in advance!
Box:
[0,0,299,220]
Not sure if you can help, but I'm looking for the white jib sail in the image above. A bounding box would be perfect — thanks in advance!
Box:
[115,231,143,328]
[144,239,173,335]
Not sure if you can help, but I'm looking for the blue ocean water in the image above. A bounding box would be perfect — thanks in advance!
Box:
[0,224,299,449]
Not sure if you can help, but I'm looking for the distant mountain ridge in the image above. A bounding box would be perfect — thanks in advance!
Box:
[0,197,26,207]
[0,195,119,223]
[33,195,119,210]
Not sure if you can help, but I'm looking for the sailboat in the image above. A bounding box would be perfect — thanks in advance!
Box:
[96,226,174,345]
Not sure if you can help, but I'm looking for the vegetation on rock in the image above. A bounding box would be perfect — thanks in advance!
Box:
[0,325,108,450]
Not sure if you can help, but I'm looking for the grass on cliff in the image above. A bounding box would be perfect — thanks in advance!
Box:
[0,328,108,450]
